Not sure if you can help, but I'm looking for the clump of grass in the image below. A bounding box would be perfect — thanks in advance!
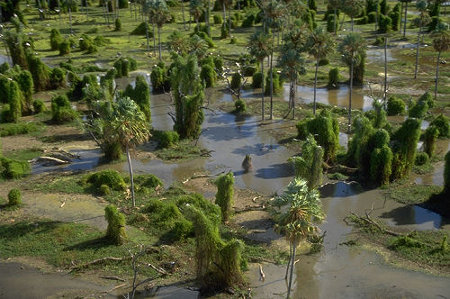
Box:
[8,189,21,206]
[387,184,442,204]
[0,122,43,137]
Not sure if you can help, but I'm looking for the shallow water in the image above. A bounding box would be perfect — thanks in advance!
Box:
[32,149,102,175]
[0,262,113,299]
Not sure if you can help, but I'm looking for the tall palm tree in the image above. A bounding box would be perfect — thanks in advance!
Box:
[414,0,428,79]
[341,0,363,31]
[190,0,204,30]
[249,31,273,121]
[279,46,305,119]
[144,0,158,55]
[432,25,450,100]
[339,33,366,131]
[96,97,150,207]
[263,0,285,120]
[152,0,171,60]
[274,178,324,299]
[328,0,340,34]
[401,0,412,38]
[307,26,335,115]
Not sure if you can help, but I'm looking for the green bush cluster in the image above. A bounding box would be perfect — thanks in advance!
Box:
[379,14,392,33]
[150,62,170,93]
[214,172,234,222]
[430,114,449,138]
[387,96,405,116]
[290,135,324,189]
[58,39,71,56]
[389,3,401,31]
[230,72,241,91]
[213,14,222,24]
[409,92,433,118]
[123,75,151,122]
[130,22,153,36]
[424,126,439,158]
[50,67,66,89]
[51,95,78,124]
[8,188,21,206]
[114,18,122,31]
[0,122,39,137]
[415,152,429,166]
[152,130,180,148]
[328,67,340,87]
[113,57,137,78]
[49,29,62,51]
[296,110,339,163]
[86,170,127,193]
[234,99,246,113]
[104,205,127,245]
[0,80,22,123]
[132,174,163,194]
[200,64,217,88]
[264,71,282,96]
[0,157,30,179]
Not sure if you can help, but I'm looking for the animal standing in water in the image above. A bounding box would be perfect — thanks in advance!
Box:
[242,154,252,172]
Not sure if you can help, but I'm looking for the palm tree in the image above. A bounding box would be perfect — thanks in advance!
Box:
[109,97,150,207]
[414,0,428,79]
[279,46,305,119]
[263,0,285,120]
[274,178,324,299]
[341,0,363,31]
[401,0,412,38]
[249,31,273,121]
[306,26,335,115]
[339,33,366,131]
[152,0,171,60]
[432,25,450,100]
[190,0,204,30]
[144,0,157,55]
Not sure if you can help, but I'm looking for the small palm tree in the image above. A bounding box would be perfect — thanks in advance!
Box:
[432,25,450,100]
[414,0,428,79]
[151,0,171,60]
[279,46,305,119]
[249,31,273,121]
[307,26,335,115]
[341,0,363,31]
[274,178,324,299]
[339,32,366,131]
[107,97,150,207]
[190,0,204,30]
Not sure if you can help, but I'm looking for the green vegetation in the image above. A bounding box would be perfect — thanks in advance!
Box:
[152,130,180,148]
[8,188,22,206]
[0,122,43,137]
[0,157,31,179]
[51,95,78,124]
[214,172,234,223]
[290,135,324,189]
[105,205,127,245]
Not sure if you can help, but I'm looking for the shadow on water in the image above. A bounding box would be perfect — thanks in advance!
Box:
[319,181,364,198]
[122,282,199,299]
[380,205,450,229]
[255,162,294,179]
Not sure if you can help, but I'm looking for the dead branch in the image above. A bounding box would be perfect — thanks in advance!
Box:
[103,283,127,294]
[258,264,265,281]
[345,212,401,237]
[101,276,126,282]
[234,205,266,214]
[145,262,168,275]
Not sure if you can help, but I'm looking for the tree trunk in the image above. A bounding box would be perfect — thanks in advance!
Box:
[334,8,337,34]
[287,241,297,299]
[349,60,354,133]
[158,26,162,61]
[403,1,408,38]
[206,0,210,36]
[400,1,404,33]
[414,22,421,79]
[435,50,441,100]
[375,0,378,31]
[145,19,150,52]
[313,58,319,115]
[269,40,274,120]
[126,145,136,207]
[292,78,296,119]
[285,241,292,280]
[351,16,354,31]
[69,7,73,34]
[152,21,156,56]
[105,1,110,25]
[222,1,226,25]
[181,0,186,30]
[384,36,388,105]
[228,5,231,36]
[261,59,265,121]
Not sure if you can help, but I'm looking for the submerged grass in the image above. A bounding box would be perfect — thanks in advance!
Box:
[386,183,442,204]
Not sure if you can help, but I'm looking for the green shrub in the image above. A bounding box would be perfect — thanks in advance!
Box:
[326,14,336,33]
[424,126,439,157]
[0,157,30,179]
[264,71,282,96]
[369,145,393,186]
[114,57,137,78]
[152,130,180,148]
[252,72,264,89]
[213,14,222,24]
[196,32,215,48]
[118,0,128,8]
[87,170,127,192]
[357,16,368,25]
[241,14,255,28]
[79,34,93,51]
[389,236,424,250]
[49,28,62,51]
[408,100,428,119]
[415,152,429,166]
[6,81,22,123]
[58,39,71,56]
[318,58,329,66]
[234,99,246,113]
[104,205,126,245]
[131,22,153,36]
[430,114,449,138]
[51,95,77,123]
[444,151,450,193]
[367,11,377,23]
[418,92,434,109]
[0,122,39,137]
[50,67,66,89]
[16,70,34,114]
[133,174,163,193]
[0,75,10,104]
[230,37,237,44]
[221,22,229,39]
[8,189,21,206]
[230,72,241,91]
[328,67,340,87]
[213,56,224,74]
[379,14,392,33]
[123,75,151,122]
[99,184,111,195]
[290,135,324,189]
[389,7,401,31]
[387,96,405,116]
[200,64,216,87]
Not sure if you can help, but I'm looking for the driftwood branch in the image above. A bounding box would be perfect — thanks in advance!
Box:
[345,212,402,237]
[101,276,126,282]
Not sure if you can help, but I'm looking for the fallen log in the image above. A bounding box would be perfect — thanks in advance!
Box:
[100,276,126,282]
[34,156,70,166]
[258,264,265,282]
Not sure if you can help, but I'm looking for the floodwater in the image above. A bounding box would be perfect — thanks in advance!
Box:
[250,184,450,299]
[0,262,114,299]
[31,149,102,174]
